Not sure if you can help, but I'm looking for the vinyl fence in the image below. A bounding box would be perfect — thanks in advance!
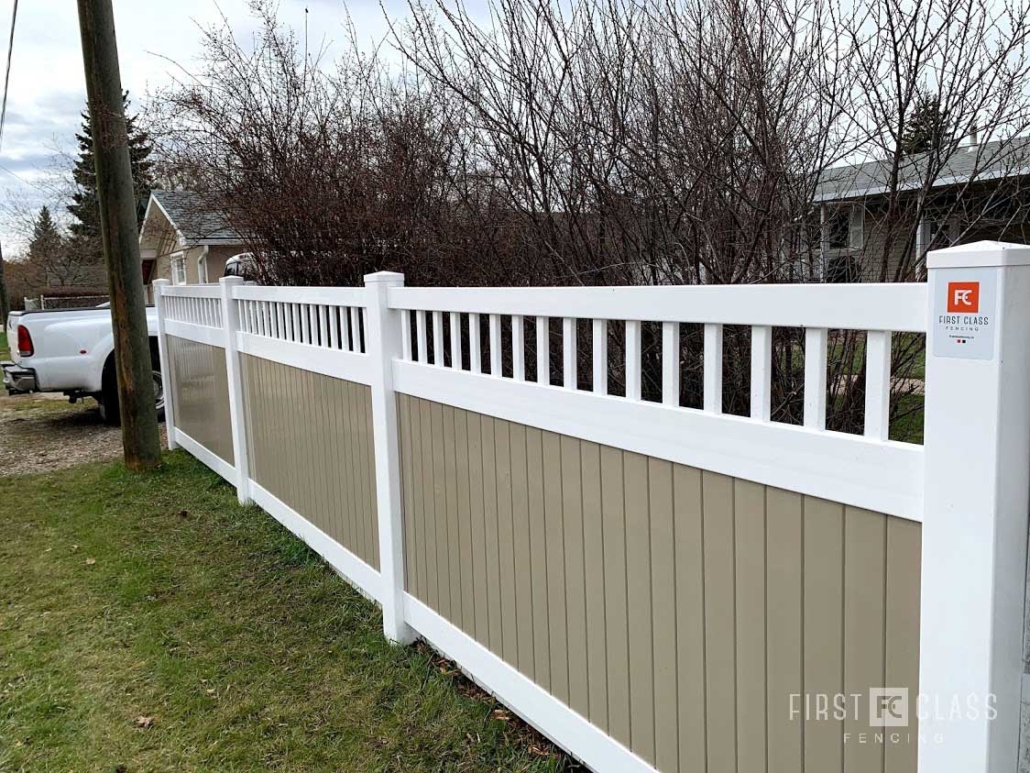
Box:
[153,240,1030,773]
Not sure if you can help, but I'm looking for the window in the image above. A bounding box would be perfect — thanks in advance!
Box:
[171,254,186,285]
[823,205,864,251]
[827,209,850,249]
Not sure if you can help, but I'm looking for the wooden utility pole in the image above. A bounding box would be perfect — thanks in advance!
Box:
[0,241,9,329]
[77,0,160,469]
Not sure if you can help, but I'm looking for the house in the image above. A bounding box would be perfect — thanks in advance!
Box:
[138,190,248,295]
[814,136,1030,281]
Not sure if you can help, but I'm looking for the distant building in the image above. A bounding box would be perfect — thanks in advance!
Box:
[138,190,248,296]
[814,137,1030,280]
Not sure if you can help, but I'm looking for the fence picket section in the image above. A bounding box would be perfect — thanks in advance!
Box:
[156,244,1030,773]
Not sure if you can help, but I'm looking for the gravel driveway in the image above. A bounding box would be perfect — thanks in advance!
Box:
[0,392,167,476]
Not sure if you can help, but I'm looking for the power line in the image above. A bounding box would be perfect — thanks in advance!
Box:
[0,0,18,153]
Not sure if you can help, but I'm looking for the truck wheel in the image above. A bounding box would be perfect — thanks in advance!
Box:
[99,363,120,426]
[98,359,165,426]
[153,370,166,422]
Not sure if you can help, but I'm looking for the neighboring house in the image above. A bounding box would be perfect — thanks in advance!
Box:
[138,190,247,295]
[814,136,1030,281]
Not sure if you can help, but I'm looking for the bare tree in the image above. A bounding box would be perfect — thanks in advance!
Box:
[150,0,1030,436]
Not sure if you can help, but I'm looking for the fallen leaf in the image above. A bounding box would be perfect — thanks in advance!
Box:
[206,688,216,696]
[134,716,154,729]
[85,558,96,566]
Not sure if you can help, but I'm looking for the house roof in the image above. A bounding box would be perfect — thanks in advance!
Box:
[814,136,1030,203]
[146,190,243,245]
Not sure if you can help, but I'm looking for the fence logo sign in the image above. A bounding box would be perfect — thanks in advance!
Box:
[933,269,997,360]
[947,282,979,313]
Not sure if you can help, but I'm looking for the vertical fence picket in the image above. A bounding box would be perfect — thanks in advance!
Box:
[864,331,891,440]
[489,313,502,376]
[563,317,577,389]
[625,320,641,400]
[451,312,463,370]
[342,306,352,351]
[704,323,723,413]
[401,310,412,360]
[512,315,524,381]
[433,311,445,367]
[804,328,828,429]
[470,313,482,374]
[416,310,428,364]
[662,321,680,407]
[536,316,549,386]
[751,325,772,421]
[592,319,607,395]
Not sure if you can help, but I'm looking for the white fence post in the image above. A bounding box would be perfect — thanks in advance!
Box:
[365,271,416,645]
[220,276,251,505]
[153,279,177,451]
[920,241,1030,773]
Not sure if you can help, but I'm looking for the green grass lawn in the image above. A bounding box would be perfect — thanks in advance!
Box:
[0,452,573,772]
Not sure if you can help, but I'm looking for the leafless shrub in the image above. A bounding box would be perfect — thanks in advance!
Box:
[151,0,1030,437]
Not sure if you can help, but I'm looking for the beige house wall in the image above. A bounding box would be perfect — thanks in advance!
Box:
[398,393,921,773]
[167,335,235,464]
[241,354,380,570]
[145,244,245,292]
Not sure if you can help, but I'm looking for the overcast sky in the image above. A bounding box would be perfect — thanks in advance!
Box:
[0,0,399,253]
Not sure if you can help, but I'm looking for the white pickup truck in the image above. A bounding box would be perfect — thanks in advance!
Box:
[2,305,164,425]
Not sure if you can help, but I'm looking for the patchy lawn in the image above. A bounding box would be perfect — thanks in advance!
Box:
[1,330,8,358]
[0,453,574,772]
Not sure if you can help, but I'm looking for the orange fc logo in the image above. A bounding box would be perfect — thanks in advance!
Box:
[948,282,980,313]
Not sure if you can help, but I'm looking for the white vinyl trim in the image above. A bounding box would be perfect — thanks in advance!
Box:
[163,283,221,298]
[232,284,368,307]
[237,332,372,385]
[166,320,227,348]
[388,283,927,332]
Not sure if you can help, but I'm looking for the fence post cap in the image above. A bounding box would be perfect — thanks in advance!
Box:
[153,278,170,286]
[364,271,405,285]
[219,275,245,285]
[927,240,1030,269]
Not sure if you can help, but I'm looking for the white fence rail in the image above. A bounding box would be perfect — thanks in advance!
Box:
[154,241,1030,773]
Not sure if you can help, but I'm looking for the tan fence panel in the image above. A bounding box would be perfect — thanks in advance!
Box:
[398,394,921,773]
[241,354,379,570]
[167,335,234,464]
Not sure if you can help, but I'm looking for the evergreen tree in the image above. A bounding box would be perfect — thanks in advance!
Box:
[28,206,62,263]
[68,92,156,246]
[900,91,949,156]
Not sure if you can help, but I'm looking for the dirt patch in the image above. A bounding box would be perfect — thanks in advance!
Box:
[0,393,167,476]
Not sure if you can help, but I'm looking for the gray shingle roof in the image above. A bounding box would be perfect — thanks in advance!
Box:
[150,190,242,243]
[814,137,1030,202]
